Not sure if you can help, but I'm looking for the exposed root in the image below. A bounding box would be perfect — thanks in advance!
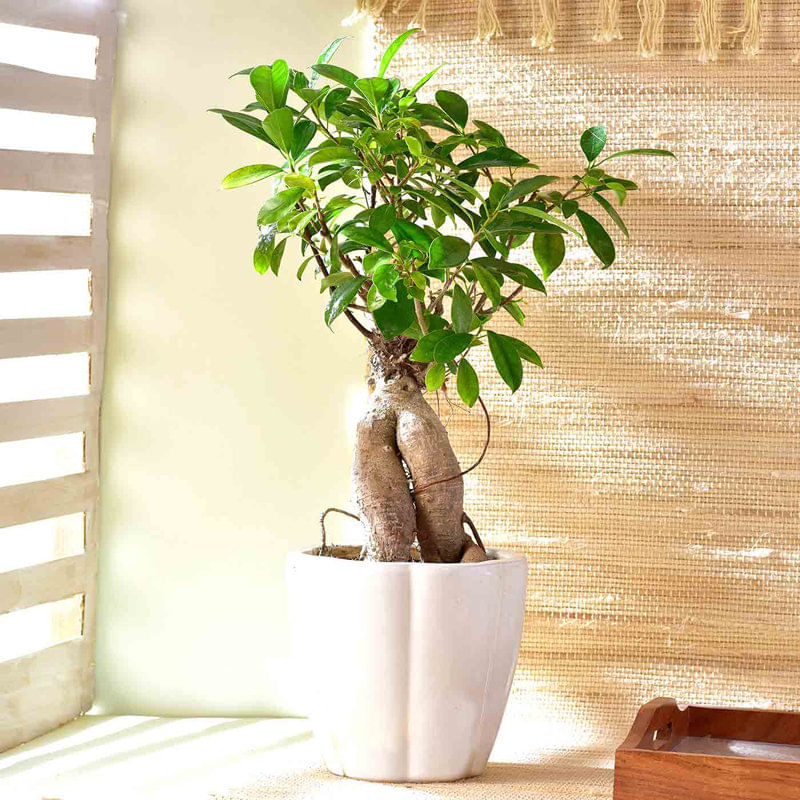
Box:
[319,507,360,555]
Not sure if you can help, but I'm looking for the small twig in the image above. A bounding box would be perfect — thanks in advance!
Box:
[319,507,360,555]
[414,395,491,495]
[462,512,486,554]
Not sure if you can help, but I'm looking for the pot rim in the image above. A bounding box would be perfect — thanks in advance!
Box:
[287,548,526,571]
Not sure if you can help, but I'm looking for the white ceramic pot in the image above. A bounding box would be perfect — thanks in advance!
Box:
[286,549,527,782]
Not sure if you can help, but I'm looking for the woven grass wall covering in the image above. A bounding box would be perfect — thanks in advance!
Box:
[369,0,800,764]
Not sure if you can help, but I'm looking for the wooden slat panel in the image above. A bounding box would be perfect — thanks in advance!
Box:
[0,316,93,357]
[0,235,92,271]
[0,472,98,528]
[0,639,88,753]
[0,0,108,34]
[0,150,94,193]
[0,554,86,613]
[0,64,94,116]
[0,395,96,443]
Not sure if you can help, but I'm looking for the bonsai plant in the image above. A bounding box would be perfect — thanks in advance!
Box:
[212,30,674,782]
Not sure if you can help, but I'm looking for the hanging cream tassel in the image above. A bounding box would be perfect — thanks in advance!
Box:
[343,0,392,24]
[394,0,429,30]
[696,0,721,62]
[476,0,503,41]
[728,0,761,55]
[593,0,622,43]
[637,0,665,57]
[531,0,560,51]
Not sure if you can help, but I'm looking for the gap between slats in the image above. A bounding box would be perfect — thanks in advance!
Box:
[0,317,92,358]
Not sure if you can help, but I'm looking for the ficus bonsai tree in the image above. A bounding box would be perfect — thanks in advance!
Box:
[212,31,674,564]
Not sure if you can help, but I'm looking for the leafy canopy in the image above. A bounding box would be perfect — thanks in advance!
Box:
[212,32,674,406]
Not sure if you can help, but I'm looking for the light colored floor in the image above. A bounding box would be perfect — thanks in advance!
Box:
[0,714,614,799]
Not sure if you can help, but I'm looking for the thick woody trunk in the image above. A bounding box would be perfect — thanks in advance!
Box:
[351,342,487,563]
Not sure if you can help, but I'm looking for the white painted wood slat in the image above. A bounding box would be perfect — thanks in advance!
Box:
[0,150,94,193]
[0,554,86,613]
[0,236,92,271]
[0,63,95,116]
[0,472,98,529]
[0,316,93,357]
[0,395,96,442]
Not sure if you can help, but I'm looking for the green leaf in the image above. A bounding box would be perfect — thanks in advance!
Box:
[510,337,543,367]
[262,107,295,154]
[341,225,393,253]
[308,146,359,167]
[513,205,582,238]
[312,62,359,90]
[409,63,446,95]
[283,173,316,193]
[370,204,396,235]
[291,119,316,158]
[504,301,525,325]
[451,284,473,333]
[435,90,468,128]
[362,251,391,275]
[502,175,559,205]
[378,28,420,77]
[425,362,446,392]
[429,235,470,268]
[602,148,676,161]
[433,332,472,362]
[372,261,399,301]
[209,108,272,144]
[221,164,282,189]
[249,61,290,111]
[320,272,353,290]
[257,187,304,225]
[324,276,364,327]
[296,254,314,280]
[373,283,417,339]
[410,330,450,363]
[355,77,390,110]
[487,331,523,392]
[393,218,432,247]
[561,199,579,218]
[253,235,272,274]
[577,209,615,267]
[456,358,479,407]
[533,231,565,279]
[270,238,287,275]
[580,125,607,162]
[310,37,347,88]
[458,146,529,170]
[592,193,629,237]
[366,284,386,311]
[604,181,627,205]
[473,262,502,308]
[481,258,546,294]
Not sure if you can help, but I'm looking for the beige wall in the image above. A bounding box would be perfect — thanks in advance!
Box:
[96,0,369,715]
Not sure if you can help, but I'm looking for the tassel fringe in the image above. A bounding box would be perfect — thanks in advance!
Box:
[531,0,560,51]
[394,0,429,30]
[696,0,722,62]
[593,0,622,44]
[343,0,391,24]
[728,0,761,56]
[637,0,665,57]
[476,0,503,41]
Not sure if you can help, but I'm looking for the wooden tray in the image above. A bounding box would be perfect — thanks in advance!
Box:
[614,698,800,799]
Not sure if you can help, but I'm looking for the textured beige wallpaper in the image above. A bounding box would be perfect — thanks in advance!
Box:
[372,0,800,759]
